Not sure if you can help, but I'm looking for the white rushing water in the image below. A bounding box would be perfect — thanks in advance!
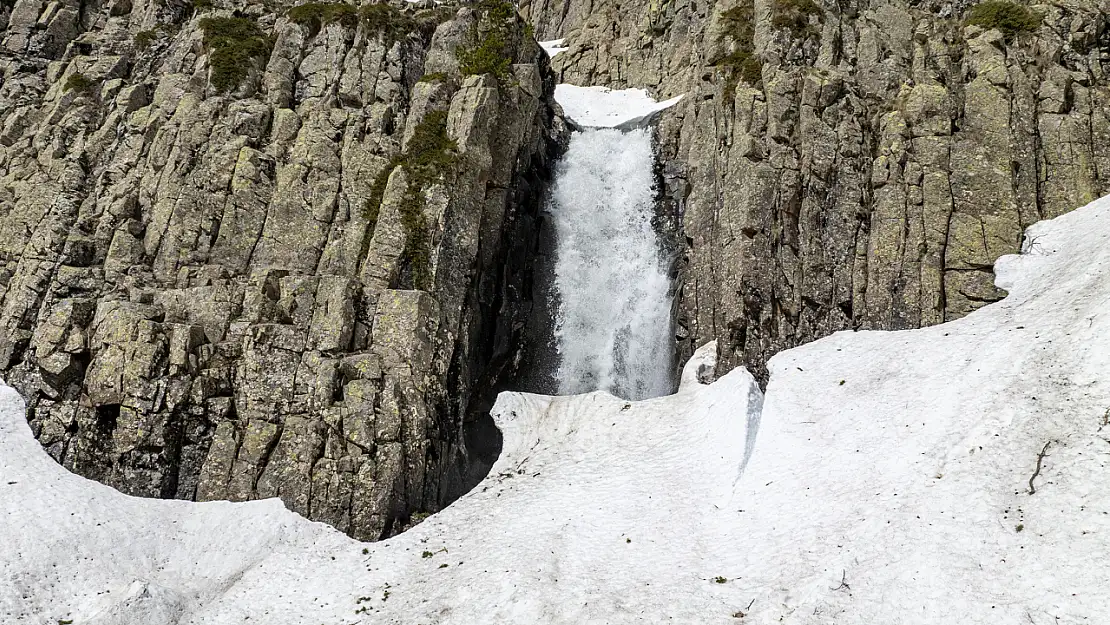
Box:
[547,128,674,400]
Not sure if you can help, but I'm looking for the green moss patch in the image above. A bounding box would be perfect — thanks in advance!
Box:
[360,3,420,45]
[458,31,512,80]
[365,110,458,290]
[356,3,453,46]
[134,23,177,51]
[456,0,518,83]
[63,72,95,94]
[134,29,158,49]
[771,0,824,39]
[718,2,754,44]
[714,0,762,94]
[965,1,1040,40]
[400,110,457,193]
[288,2,358,36]
[398,188,433,290]
[477,0,515,22]
[716,50,763,85]
[199,16,273,93]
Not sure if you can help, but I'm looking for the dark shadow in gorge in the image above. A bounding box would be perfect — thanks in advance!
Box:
[436,139,564,513]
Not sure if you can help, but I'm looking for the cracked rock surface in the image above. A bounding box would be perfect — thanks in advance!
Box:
[0,0,564,540]
[524,0,1110,380]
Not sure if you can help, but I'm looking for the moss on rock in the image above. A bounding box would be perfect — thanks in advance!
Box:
[458,31,511,80]
[366,111,458,291]
[718,2,754,44]
[287,2,358,36]
[63,72,95,94]
[134,29,157,49]
[716,50,763,85]
[714,0,762,94]
[134,23,177,51]
[771,0,823,39]
[360,3,419,45]
[965,1,1040,40]
[456,0,518,83]
[199,16,273,93]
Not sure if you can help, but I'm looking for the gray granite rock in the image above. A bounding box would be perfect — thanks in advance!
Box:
[524,0,1110,381]
[0,0,565,540]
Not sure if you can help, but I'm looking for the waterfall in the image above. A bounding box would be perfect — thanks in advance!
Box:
[547,127,674,400]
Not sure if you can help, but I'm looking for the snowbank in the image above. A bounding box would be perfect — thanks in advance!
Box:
[554,84,683,129]
[2,195,1109,624]
[539,38,568,57]
[0,344,760,624]
[540,41,683,128]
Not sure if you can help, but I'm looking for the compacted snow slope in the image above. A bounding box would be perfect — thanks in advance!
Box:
[3,197,1110,623]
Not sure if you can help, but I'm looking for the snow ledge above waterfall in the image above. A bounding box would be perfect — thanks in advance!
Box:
[539,39,568,57]
[554,84,683,129]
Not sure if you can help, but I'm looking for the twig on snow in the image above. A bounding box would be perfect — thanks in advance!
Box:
[1028,440,1053,495]
[830,570,850,592]
[732,599,755,619]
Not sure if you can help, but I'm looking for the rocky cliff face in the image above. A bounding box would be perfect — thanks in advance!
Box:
[0,0,564,539]
[525,0,1109,380]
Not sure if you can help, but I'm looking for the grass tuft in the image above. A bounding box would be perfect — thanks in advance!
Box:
[458,31,511,80]
[287,2,358,36]
[718,3,754,44]
[716,50,763,85]
[360,3,418,45]
[365,110,458,291]
[63,72,94,94]
[134,23,178,51]
[417,71,449,83]
[199,16,273,93]
[456,0,518,83]
[714,0,763,96]
[134,29,158,49]
[965,1,1040,41]
[771,0,824,39]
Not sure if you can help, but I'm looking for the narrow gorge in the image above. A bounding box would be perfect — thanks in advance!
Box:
[547,125,673,400]
[526,0,1110,381]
